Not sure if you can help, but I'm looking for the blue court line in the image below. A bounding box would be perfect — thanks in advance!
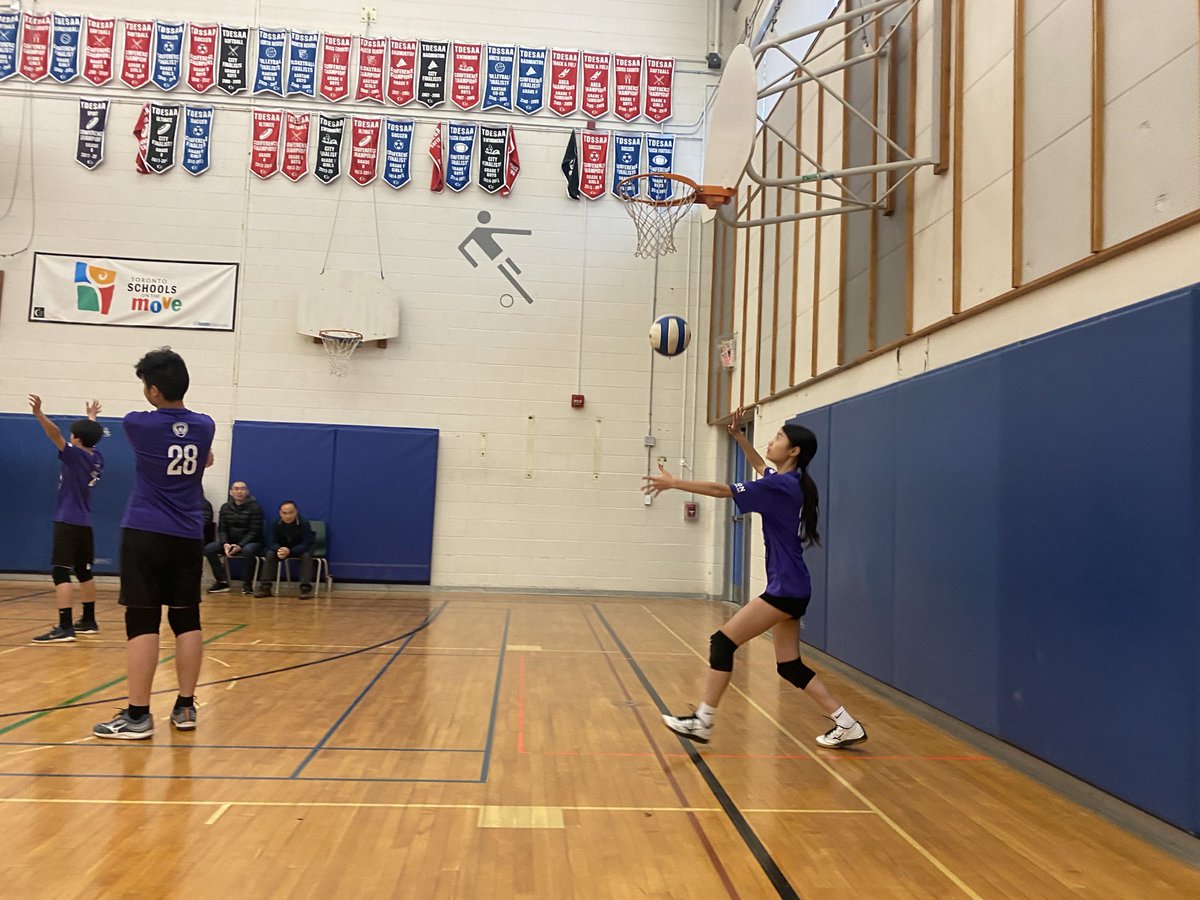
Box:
[0,771,484,784]
[289,601,448,779]
[477,609,511,783]
[0,741,484,753]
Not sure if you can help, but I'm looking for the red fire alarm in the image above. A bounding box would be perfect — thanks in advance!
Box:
[571,394,585,408]
[684,501,699,521]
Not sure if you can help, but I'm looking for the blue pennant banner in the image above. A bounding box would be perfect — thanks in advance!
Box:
[383,118,414,189]
[286,30,317,96]
[254,27,286,95]
[0,12,17,82]
[49,14,82,83]
[645,134,676,201]
[515,47,546,115]
[612,133,643,198]
[182,105,214,175]
[445,122,477,192]
[152,21,184,90]
[482,44,514,111]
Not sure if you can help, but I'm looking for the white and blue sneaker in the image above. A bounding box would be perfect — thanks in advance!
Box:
[662,712,713,744]
[93,710,154,740]
[32,625,76,644]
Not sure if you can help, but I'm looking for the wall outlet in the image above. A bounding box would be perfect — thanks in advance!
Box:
[643,493,652,506]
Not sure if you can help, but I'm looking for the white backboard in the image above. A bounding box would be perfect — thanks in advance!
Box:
[700,43,759,223]
[296,270,401,343]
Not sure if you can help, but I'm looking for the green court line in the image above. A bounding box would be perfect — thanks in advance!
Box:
[0,624,247,737]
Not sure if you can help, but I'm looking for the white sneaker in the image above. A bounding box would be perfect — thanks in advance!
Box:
[816,721,867,748]
[662,712,713,744]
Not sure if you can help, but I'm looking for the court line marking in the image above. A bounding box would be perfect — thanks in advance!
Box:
[477,610,511,782]
[206,656,231,668]
[205,802,231,825]
[646,608,984,900]
[0,647,22,656]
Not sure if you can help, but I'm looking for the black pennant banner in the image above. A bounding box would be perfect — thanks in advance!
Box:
[417,40,447,107]
[478,125,507,194]
[217,25,248,94]
[145,102,180,173]
[314,114,345,184]
[75,97,108,170]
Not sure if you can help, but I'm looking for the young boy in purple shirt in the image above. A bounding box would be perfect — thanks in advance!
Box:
[28,395,105,644]
[93,348,216,740]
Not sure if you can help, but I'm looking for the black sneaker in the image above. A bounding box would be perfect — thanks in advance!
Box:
[32,625,76,644]
[253,586,273,598]
[241,584,255,595]
[73,619,100,634]
[298,584,314,599]
[207,581,231,594]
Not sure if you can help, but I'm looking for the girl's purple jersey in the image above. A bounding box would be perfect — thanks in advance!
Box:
[120,408,215,539]
[55,444,104,527]
[729,467,812,598]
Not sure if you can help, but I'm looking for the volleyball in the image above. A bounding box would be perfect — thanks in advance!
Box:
[649,314,691,357]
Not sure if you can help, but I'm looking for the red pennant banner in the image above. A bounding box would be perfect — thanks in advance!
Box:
[580,131,610,199]
[356,36,386,102]
[19,13,50,82]
[282,112,311,182]
[581,52,610,119]
[250,109,283,178]
[387,38,416,106]
[319,33,352,101]
[349,116,382,185]
[450,42,482,110]
[187,24,217,93]
[133,103,149,174]
[548,49,579,117]
[613,54,642,122]
[83,17,115,86]
[500,126,520,196]
[121,20,152,89]
[644,57,675,123]
[429,122,444,192]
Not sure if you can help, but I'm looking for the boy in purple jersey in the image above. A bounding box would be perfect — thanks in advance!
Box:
[28,395,105,644]
[93,348,216,741]
[643,408,867,749]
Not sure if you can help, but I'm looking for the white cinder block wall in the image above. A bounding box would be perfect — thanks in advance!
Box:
[0,0,731,594]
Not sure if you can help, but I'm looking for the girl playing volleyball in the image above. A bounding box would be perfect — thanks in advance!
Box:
[642,408,867,748]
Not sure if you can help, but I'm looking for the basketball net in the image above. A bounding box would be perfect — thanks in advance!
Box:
[616,173,734,259]
[319,330,363,377]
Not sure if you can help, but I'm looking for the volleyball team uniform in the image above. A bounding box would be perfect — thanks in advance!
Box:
[119,408,215,608]
[729,467,811,618]
[52,443,104,572]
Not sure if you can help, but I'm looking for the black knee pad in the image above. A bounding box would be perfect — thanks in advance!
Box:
[74,562,93,583]
[167,606,201,636]
[125,606,162,639]
[709,630,738,672]
[777,657,816,689]
[51,566,72,586]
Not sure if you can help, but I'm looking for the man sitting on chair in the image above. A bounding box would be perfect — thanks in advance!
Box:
[204,481,265,595]
[256,500,315,599]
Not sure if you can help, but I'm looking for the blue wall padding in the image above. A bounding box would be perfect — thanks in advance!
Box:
[0,414,134,574]
[802,284,1199,835]
[793,406,830,652]
[230,421,438,584]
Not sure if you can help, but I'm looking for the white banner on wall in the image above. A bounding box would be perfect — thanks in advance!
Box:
[29,252,238,330]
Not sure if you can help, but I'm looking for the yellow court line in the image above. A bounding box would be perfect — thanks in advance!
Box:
[205,803,231,825]
[645,608,984,900]
[0,648,23,656]
[206,656,231,668]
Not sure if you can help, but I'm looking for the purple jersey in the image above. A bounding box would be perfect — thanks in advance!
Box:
[121,408,215,539]
[54,443,104,527]
[730,467,812,598]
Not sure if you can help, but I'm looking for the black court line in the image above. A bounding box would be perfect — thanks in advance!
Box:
[593,605,802,900]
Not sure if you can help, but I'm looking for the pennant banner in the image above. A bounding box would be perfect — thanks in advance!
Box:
[451,42,482,110]
[0,12,18,82]
[613,54,642,121]
[133,103,149,173]
[612,133,642,197]
[76,98,109,170]
[581,52,611,118]
[319,33,351,101]
[561,131,580,200]
[146,103,180,174]
[429,122,444,192]
[20,13,51,82]
[349,116,382,185]
[182,105,213,175]
[314,114,345,184]
[482,44,514,111]
[254,27,286,95]
[548,49,579,117]
[50,14,82,83]
[500,126,520,196]
[121,20,152,88]
[250,109,283,178]
[383,118,414,189]
[286,30,317,96]
[645,56,675,122]
[356,36,385,102]
[417,40,448,107]
[152,21,185,90]
[186,24,216,92]
[445,123,477,192]
[646,134,676,200]
[82,17,114,86]
[217,25,248,94]
[387,39,416,106]
[580,130,610,199]
[478,125,507,194]
[516,47,546,114]
[282,112,311,182]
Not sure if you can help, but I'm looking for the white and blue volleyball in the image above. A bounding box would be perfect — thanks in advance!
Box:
[649,314,691,357]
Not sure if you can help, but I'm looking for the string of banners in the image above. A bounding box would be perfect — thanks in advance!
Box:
[0,12,675,122]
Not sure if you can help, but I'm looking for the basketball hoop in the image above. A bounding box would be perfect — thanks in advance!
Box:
[616,173,735,258]
[319,329,363,377]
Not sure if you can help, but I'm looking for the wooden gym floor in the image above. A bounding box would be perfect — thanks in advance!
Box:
[0,581,1197,898]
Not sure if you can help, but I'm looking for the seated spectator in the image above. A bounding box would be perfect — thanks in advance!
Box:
[256,501,315,599]
[204,481,265,595]
[202,498,215,545]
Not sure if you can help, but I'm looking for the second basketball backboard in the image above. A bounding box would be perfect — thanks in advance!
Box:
[700,43,759,223]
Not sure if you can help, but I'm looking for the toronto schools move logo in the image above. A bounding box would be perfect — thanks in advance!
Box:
[74,261,117,314]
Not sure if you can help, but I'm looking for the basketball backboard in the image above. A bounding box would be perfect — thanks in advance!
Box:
[700,43,759,223]
[296,270,401,346]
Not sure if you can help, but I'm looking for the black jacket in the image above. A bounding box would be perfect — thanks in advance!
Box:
[267,515,314,556]
[217,496,265,546]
